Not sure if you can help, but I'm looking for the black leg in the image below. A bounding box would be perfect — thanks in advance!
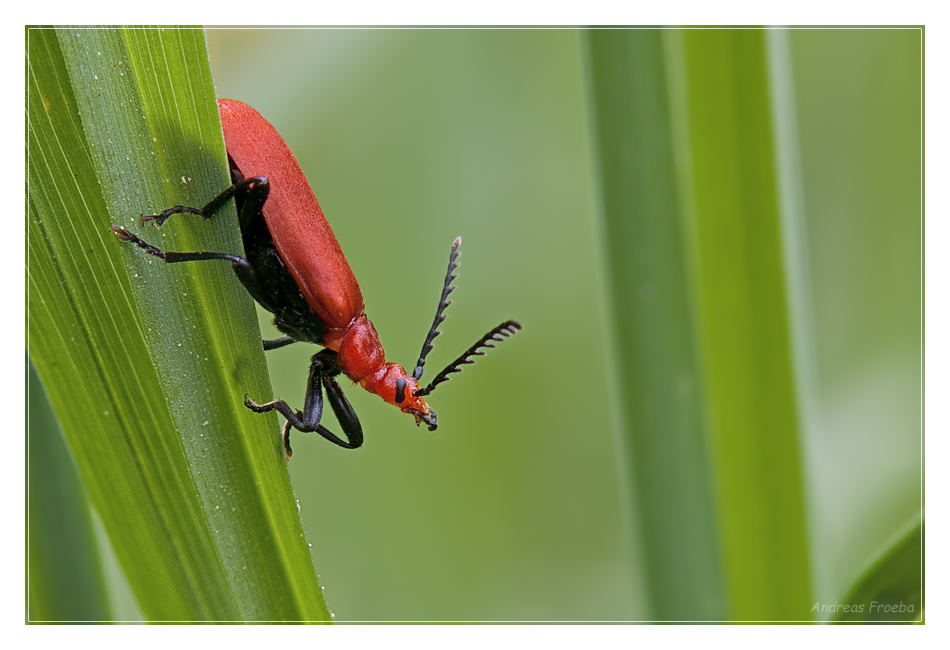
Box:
[244,350,363,457]
[142,176,268,227]
[263,336,297,351]
[117,176,274,306]
[323,374,363,448]
[111,226,280,310]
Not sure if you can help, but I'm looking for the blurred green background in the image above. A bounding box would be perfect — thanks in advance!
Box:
[28,27,921,622]
[788,28,921,612]
[197,28,920,620]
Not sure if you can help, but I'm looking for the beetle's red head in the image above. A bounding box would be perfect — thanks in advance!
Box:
[360,363,438,431]
[333,316,438,430]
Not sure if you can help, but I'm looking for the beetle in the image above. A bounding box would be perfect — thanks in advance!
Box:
[112,99,520,458]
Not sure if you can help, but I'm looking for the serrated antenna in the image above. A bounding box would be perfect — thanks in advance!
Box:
[413,237,461,381]
[413,320,522,398]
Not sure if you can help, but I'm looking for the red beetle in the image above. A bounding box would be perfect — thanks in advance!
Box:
[113,99,520,457]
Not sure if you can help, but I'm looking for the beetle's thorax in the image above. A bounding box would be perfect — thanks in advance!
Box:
[329,314,385,382]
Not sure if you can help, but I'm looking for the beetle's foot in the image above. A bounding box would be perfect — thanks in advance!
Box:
[111,225,134,241]
[243,394,265,412]
[141,205,204,227]
[141,211,172,227]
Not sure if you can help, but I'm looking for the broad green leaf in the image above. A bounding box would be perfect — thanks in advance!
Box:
[27,25,330,622]
[832,517,923,623]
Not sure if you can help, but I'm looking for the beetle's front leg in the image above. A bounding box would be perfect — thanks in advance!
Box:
[322,374,364,449]
[245,349,363,457]
[263,336,296,351]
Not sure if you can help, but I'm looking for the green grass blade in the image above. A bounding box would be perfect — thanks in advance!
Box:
[832,515,923,623]
[27,25,330,622]
[585,27,814,621]
[28,357,111,622]
[674,28,812,620]
[583,29,726,621]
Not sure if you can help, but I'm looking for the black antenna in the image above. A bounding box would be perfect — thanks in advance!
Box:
[414,320,522,398]
[413,237,461,381]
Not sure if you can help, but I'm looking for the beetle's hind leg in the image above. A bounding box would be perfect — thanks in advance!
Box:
[110,226,278,308]
[112,226,247,265]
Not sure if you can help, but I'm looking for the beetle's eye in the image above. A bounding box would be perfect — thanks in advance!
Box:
[395,377,407,404]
